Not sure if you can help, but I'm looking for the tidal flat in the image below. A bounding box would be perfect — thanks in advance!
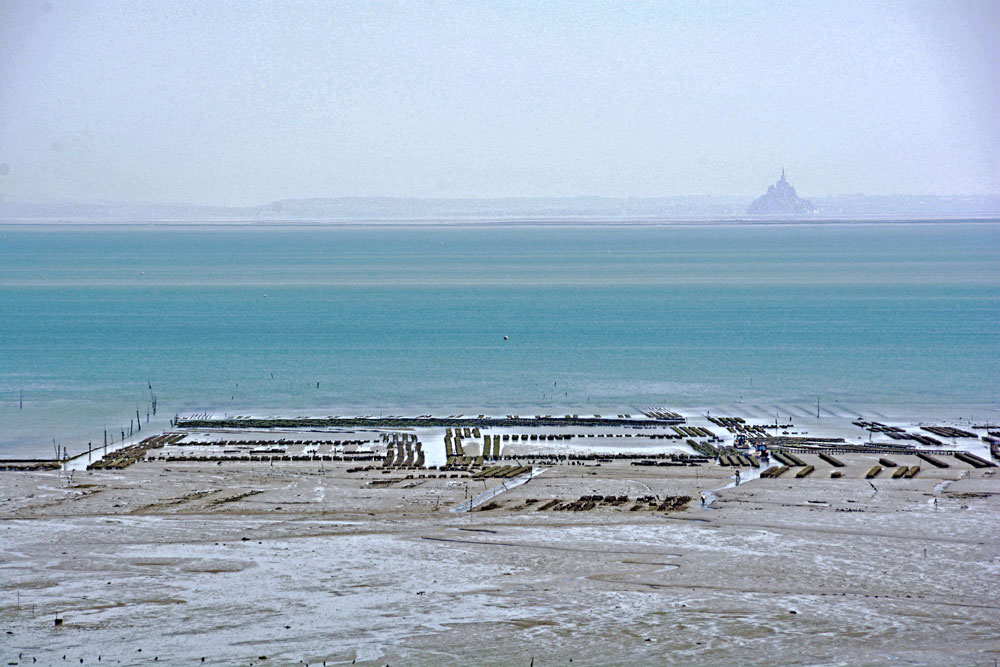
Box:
[3,414,999,666]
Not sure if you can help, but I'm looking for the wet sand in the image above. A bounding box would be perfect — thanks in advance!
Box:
[2,428,999,665]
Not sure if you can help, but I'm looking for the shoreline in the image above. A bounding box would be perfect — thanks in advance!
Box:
[3,404,998,464]
[4,406,996,474]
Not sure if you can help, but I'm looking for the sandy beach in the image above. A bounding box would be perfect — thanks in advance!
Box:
[2,413,999,666]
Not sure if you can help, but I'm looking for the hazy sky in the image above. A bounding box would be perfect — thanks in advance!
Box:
[1,1,998,205]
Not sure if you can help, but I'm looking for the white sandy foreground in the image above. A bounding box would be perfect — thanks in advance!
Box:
[2,444,999,666]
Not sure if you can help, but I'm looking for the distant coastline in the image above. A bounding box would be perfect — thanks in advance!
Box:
[2,215,1000,228]
[2,194,1000,224]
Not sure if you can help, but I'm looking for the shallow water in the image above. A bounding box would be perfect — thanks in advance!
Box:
[1,221,998,457]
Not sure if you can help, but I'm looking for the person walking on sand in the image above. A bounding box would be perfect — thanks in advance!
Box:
[699,492,707,506]
[734,469,741,485]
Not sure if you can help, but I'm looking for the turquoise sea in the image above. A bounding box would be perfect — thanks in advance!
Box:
[1,222,998,458]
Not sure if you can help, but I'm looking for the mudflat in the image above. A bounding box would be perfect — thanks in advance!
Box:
[2,439,999,665]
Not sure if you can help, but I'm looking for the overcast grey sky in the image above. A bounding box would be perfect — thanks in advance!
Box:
[1,0,998,205]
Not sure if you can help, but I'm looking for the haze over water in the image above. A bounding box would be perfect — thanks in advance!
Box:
[1,221,997,458]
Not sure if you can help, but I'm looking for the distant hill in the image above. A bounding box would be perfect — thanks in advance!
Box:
[0,196,750,222]
[2,193,998,222]
[256,196,750,220]
[810,194,1000,217]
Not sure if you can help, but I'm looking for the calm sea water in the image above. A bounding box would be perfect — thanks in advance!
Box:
[1,222,998,457]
